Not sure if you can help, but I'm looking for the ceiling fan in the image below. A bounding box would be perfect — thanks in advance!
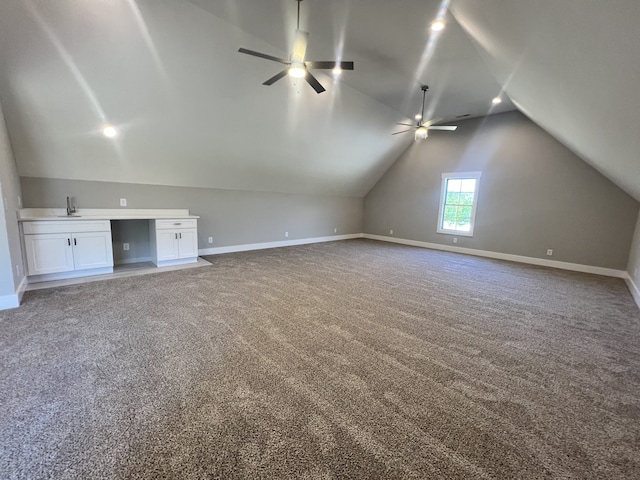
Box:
[238,0,354,94]
[393,85,457,140]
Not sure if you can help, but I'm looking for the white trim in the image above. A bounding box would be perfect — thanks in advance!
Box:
[16,275,27,302]
[154,257,198,268]
[0,276,28,310]
[626,275,640,309]
[27,266,114,284]
[362,234,628,278]
[437,172,481,237]
[0,293,20,310]
[199,234,362,256]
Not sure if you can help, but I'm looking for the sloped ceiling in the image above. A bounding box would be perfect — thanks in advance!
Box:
[0,1,637,201]
[450,0,640,202]
[0,0,513,197]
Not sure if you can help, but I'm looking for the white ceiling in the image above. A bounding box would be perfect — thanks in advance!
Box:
[0,0,637,201]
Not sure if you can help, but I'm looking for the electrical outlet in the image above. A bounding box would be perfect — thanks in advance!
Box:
[17,195,22,208]
[120,198,127,207]
[123,243,130,251]
[15,264,20,277]
[453,237,458,244]
[546,249,553,256]
[334,228,337,233]
[208,236,213,244]
[389,229,393,235]
[285,231,289,238]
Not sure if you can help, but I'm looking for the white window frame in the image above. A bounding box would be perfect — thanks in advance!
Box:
[437,171,482,237]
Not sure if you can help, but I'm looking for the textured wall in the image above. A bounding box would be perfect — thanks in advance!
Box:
[20,177,363,263]
[363,111,639,270]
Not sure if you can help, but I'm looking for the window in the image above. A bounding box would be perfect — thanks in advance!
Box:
[437,172,481,236]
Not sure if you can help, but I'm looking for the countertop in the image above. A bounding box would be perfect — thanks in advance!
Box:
[18,208,199,221]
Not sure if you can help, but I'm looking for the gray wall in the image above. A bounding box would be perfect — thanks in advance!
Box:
[20,177,363,264]
[363,111,639,270]
[0,102,24,298]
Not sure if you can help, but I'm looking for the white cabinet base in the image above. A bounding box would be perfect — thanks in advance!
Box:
[27,266,114,284]
[153,257,198,268]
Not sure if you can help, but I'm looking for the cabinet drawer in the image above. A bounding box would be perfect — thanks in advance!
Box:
[22,220,111,235]
[154,218,197,230]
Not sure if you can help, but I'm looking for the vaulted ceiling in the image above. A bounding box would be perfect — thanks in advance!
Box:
[0,0,637,200]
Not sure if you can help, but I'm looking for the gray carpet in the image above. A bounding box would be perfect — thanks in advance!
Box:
[1,239,639,479]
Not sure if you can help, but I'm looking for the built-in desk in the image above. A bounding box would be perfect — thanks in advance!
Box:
[18,208,199,283]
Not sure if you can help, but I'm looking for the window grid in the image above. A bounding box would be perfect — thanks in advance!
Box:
[437,172,481,236]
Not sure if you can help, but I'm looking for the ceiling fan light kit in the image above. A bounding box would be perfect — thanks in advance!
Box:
[393,85,458,141]
[238,1,458,136]
[238,0,354,94]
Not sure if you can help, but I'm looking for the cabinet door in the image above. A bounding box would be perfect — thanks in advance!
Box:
[24,234,74,275]
[72,232,114,270]
[177,229,198,259]
[156,230,179,261]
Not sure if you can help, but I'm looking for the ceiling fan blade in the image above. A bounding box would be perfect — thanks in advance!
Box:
[428,125,458,131]
[291,29,309,63]
[392,130,413,135]
[424,118,443,127]
[304,71,326,94]
[305,61,355,70]
[262,69,289,86]
[238,48,289,65]
[395,122,415,127]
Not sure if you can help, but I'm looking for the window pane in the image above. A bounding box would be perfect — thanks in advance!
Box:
[458,206,472,225]
[460,179,476,193]
[459,192,474,205]
[443,205,458,228]
[446,192,461,204]
[447,179,462,193]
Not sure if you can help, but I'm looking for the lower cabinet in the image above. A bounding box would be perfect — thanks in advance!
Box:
[22,220,114,277]
[150,218,198,266]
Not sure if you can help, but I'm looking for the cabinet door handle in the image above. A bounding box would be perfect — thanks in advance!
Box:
[74,238,77,246]
[174,222,182,226]
[179,232,182,239]
[68,238,71,246]
[175,233,178,239]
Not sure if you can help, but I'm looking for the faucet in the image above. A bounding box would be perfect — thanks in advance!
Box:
[66,196,77,216]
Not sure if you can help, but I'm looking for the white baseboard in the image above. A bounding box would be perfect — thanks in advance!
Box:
[0,275,27,310]
[198,233,362,256]
[0,293,20,310]
[362,234,628,279]
[626,275,640,309]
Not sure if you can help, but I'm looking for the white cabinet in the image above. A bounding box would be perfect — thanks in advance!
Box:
[22,220,114,277]
[150,218,198,267]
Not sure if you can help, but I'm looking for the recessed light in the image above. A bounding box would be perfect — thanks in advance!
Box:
[332,66,342,76]
[415,114,422,120]
[492,97,502,105]
[102,125,118,138]
[431,20,445,32]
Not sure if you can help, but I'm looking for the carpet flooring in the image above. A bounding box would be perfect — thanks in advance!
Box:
[1,239,639,479]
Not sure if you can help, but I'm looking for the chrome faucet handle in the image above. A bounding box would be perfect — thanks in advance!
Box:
[66,196,76,215]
